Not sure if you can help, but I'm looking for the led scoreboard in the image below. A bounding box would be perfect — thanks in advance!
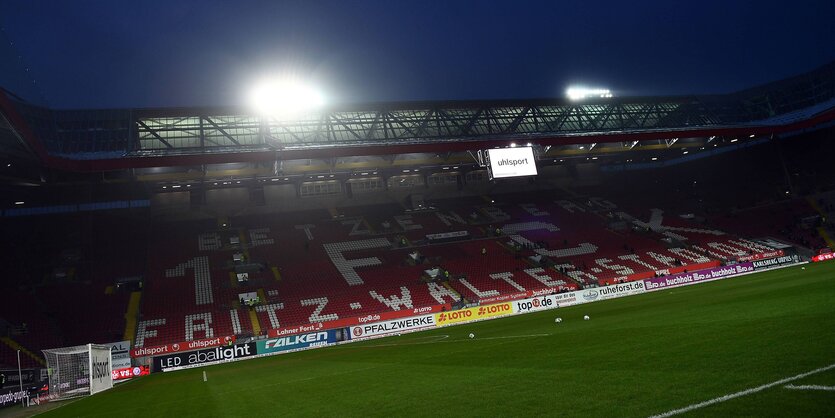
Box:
[486,146,538,179]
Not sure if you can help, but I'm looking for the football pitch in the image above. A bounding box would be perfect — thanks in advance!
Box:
[40,262,835,417]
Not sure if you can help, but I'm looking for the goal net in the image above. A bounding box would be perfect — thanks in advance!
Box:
[42,344,113,400]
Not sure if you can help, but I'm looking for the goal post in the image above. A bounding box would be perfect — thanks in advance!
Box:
[42,344,113,400]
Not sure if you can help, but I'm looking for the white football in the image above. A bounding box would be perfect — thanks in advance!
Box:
[555,317,562,323]
[583,315,590,320]
[468,333,475,339]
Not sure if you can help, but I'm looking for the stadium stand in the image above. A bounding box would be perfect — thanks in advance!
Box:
[2,61,835,367]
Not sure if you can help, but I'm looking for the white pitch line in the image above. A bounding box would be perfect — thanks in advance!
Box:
[473,333,551,340]
[347,332,551,349]
[648,363,835,418]
[784,384,835,391]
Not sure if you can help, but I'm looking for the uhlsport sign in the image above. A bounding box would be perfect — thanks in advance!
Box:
[487,146,538,179]
[153,342,257,372]
[131,335,235,358]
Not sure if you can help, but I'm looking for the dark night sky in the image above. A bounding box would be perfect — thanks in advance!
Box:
[1,0,834,109]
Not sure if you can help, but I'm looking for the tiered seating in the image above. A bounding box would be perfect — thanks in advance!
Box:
[7,187,808,354]
[132,195,742,348]
[0,343,41,369]
[710,199,826,250]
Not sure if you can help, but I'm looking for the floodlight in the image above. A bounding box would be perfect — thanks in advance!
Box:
[248,78,325,117]
[566,87,613,100]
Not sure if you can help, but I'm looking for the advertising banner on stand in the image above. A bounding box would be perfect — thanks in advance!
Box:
[738,250,784,262]
[132,335,236,358]
[643,263,754,292]
[480,291,533,305]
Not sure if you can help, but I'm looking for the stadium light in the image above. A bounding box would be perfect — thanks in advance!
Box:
[248,77,325,117]
[566,86,613,100]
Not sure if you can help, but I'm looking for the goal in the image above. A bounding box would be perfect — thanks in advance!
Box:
[42,344,113,400]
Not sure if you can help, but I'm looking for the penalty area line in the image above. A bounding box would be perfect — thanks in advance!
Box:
[783,384,835,391]
[648,362,835,418]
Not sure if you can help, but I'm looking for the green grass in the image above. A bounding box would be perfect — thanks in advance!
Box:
[40,262,835,417]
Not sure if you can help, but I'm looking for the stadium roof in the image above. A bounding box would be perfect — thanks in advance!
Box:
[1,61,834,172]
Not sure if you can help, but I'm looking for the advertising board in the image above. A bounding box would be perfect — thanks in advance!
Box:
[105,340,132,370]
[0,388,28,408]
[111,366,150,381]
[131,335,235,358]
[512,295,560,314]
[812,252,834,262]
[257,330,341,355]
[267,304,449,338]
[350,315,435,339]
[751,254,800,270]
[434,303,514,326]
[153,342,256,372]
[643,263,754,292]
[576,281,646,303]
[738,250,784,262]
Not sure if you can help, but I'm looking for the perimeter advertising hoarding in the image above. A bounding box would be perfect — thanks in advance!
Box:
[350,314,436,339]
[487,147,538,179]
[0,388,28,408]
[0,369,39,389]
[111,366,150,381]
[153,342,257,372]
[812,252,834,262]
[267,304,450,338]
[257,330,342,355]
[751,254,800,270]
[577,281,647,303]
[643,263,755,291]
[513,294,558,314]
[434,303,514,326]
[105,340,132,370]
